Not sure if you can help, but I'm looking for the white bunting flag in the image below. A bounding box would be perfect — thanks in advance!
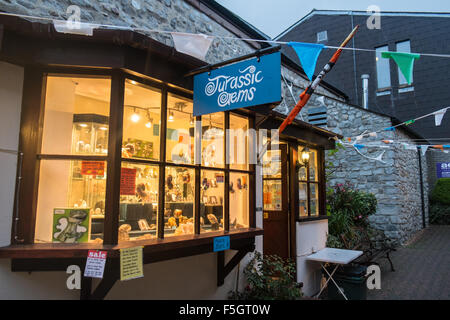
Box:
[433,108,448,126]
[171,32,214,61]
[420,145,429,156]
[369,132,377,138]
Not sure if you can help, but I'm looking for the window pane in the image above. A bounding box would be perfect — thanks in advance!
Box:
[229,114,249,170]
[118,162,159,242]
[396,41,412,85]
[230,172,249,230]
[310,183,319,216]
[375,46,391,89]
[202,113,224,167]
[263,180,282,210]
[299,183,308,217]
[35,160,106,243]
[200,170,224,233]
[309,149,318,181]
[122,80,161,161]
[164,166,195,237]
[166,93,195,164]
[262,148,282,178]
[41,76,111,155]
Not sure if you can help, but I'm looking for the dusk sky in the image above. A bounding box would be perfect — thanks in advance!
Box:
[216,0,450,38]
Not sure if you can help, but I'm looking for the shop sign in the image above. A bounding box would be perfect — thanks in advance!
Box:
[213,236,230,252]
[193,52,281,116]
[84,250,108,279]
[437,162,450,178]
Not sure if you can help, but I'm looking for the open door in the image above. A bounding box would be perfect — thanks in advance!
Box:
[262,144,289,259]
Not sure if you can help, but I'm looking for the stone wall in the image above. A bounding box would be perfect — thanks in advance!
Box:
[0,0,254,64]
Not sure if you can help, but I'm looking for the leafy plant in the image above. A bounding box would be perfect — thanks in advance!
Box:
[431,178,450,205]
[326,182,378,249]
[229,251,302,300]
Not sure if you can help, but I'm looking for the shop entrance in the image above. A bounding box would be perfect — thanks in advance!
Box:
[262,144,290,259]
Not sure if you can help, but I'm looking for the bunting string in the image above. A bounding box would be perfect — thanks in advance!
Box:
[2,11,450,59]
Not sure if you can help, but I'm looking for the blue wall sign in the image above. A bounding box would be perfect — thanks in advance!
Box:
[213,236,230,252]
[193,52,281,116]
[437,162,450,178]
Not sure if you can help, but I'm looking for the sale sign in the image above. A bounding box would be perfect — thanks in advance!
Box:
[120,168,137,195]
[81,161,105,176]
[84,250,107,279]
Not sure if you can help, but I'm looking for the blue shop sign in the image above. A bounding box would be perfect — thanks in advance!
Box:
[213,236,230,252]
[193,52,281,116]
[437,162,450,178]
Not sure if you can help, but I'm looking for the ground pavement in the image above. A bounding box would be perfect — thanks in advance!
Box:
[367,225,450,300]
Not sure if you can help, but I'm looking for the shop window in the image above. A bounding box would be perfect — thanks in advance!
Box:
[122,80,161,161]
[229,172,249,230]
[228,114,249,170]
[164,166,195,237]
[200,170,224,233]
[118,163,159,242]
[41,76,111,155]
[166,93,195,164]
[396,40,412,86]
[35,160,107,243]
[298,147,320,217]
[202,113,224,167]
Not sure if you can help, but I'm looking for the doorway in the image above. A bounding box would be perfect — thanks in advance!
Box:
[262,143,290,259]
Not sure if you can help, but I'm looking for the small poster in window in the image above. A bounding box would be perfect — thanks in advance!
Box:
[120,168,137,196]
[53,208,90,243]
[81,161,105,176]
[84,250,108,279]
[120,246,144,281]
[215,174,224,183]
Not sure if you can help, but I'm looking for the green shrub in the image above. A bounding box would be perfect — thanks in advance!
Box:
[326,182,378,249]
[229,251,302,300]
[431,178,450,205]
[429,202,450,225]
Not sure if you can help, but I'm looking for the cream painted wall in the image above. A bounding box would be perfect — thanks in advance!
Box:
[0,62,23,247]
[296,220,328,297]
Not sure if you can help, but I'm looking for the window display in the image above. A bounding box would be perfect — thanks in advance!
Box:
[35,160,107,243]
[122,80,161,161]
[200,170,224,233]
[202,113,224,167]
[229,114,250,170]
[298,146,320,217]
[229,172,249,230]
[41,76,111,155]
[166,93,195,164]
[118,163,159,242]
[164,166,195,237]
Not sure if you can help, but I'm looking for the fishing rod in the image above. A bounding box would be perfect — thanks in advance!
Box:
[258,25,360,163]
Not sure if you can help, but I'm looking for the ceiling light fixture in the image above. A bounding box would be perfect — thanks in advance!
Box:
[131,108,140,123]
[168,111,174,122]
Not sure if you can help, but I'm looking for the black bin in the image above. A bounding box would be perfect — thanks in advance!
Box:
[326,265,367,300]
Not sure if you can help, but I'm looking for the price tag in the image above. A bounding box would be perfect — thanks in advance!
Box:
[84,250,107,279]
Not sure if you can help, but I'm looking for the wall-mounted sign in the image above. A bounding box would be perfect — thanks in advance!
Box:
[437,162,450,178]
[120,246,144,281]
[213,236,230,252]
[84,250,107,279]
[193,52,281,116]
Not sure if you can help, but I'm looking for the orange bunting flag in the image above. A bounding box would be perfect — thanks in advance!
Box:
[434,145,444,151]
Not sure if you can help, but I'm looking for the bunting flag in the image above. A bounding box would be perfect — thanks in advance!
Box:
[288,42,325,80]
[382,52,420,85]
[434,145,444,151]
[369,132,377,138]
[420,145,429,156]
[171,32,214,61]
[384,126,396,132]
[404,119,415,126]
[354,144,365,150]
[433,108,448,126]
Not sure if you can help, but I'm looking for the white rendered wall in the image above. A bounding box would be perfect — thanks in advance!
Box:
[296,220,328,297]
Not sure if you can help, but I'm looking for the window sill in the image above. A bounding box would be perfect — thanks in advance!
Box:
[296,216,329,223]
[0,228,263,260]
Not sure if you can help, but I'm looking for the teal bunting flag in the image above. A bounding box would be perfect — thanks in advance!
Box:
[354,144,365,150]
[288,42,325,80]
[382,52,420,85]
[384,127,396,131]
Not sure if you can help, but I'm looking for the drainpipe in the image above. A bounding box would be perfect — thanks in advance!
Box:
[361,74,370,109]
[417,147,426,228]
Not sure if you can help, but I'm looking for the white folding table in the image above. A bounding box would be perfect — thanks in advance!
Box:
[306,247,363,300]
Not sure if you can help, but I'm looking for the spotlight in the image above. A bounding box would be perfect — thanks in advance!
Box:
[131,108,140,123]
[168,111,174,122]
